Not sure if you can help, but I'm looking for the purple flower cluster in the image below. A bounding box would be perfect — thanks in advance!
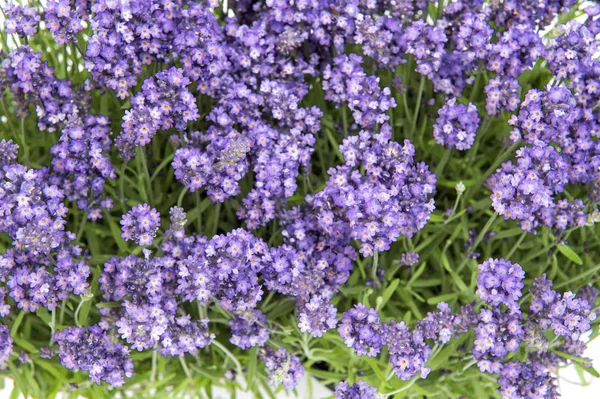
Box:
[100,240,215,356]
[229,310,270,350]
[491,85,599,231]
[433,98,480,150]
[0,139,19,172]
[54,325,134,387]
[386,320,432,380]
[0,162,90,312]
[322,54,396,128]
[0,324,12,369]
[404,21,447,89]
[335,380,380,399]
[261,348,305,391]
[498,359,559,399]
[120,203,161,246]
[45,0,88,45]
[265,207,356,300]
[476,258,524,313]
[178,228,271,312]
[338,303,387,357]
[172,130,250,202]
[117,67,198,159]
[297,295,338,338]
[399,252,420,267]
[2,47,84,131]
[313,124,436,256]
[49,115,115,220]
[3,3,39,38]
[529,275,596,341]
[485,25,544,115]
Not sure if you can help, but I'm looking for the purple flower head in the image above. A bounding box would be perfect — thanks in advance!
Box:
[45,0,88,45]
[323,54,396,128]
[529,275,596,341]
[399,251,420,267]
[417,302,456,344]
[386,320,432,380]
[229,309,270,350]
[338,303,387,357]
[313,124,436,256]
[261,348,305,391]
[0,324,13,370]
[473,308,524,372]
[120,203,161,246]
[498,360,559,399]
[0,139,19,173]
[297,295,338,338]
[335,380,381,399]
[476,258,525,312]
[54,325,134,387]
[117,67,198,159]
[433,98,480,151]
[263,207,356,301]
[4,3,39,37]
[178,229,271,312]
[49,115,115,219]
[3,46,86,132]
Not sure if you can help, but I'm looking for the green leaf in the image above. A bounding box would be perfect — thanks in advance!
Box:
[247,346,258,391]
[428,334,469,371]
[10,311,25,336]
[557,244,583,265]
[365,358,390,388]
[376,279,400,311]
[426,293,457,305]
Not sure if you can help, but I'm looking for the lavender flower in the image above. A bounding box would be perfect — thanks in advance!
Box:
[120,204,161,246]
[433,99,480,151]
[297,295,338,338]
[117,67,198,159]
[262,348,305,391]
[312,125,436,256]
[399,252,420,267]
[45,0,88,45]
[54,325,134,387]
[335,380,381,399]
[386,320,432,380]
[0,324,12,369]
[177,229,271,312]
[476,258,525,313]
[230,310,270,350]
[338,303,387,357]
[3,3,39,38]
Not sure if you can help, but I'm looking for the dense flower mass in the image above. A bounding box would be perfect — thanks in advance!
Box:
[262,348,305,391]
[1,0,599,397]
[433,99,480,150]
[120,203,161,246]
[338,303,387,357]
[335,380,380,399]
[54,325,134,387]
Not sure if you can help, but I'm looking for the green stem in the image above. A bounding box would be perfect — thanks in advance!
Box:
[457,212,498,273]
[467,118,492,167]
[383,377,417,396]
[139,148,154,201]
[194,191,202,234]
[434,149,451,177]
[178,357,192,378]
[505,231,527,260]
[371,251,380,286]
[212,341,244,383]
[410,76,426,139]
[20,118,29,160]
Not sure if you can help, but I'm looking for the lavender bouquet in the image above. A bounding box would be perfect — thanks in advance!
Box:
[0,0,599,398]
